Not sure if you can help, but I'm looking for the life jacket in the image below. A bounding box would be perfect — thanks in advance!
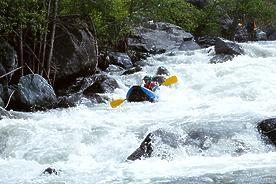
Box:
[144,81,158,91]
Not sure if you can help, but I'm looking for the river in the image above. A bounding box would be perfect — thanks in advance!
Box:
[0,41,276,184]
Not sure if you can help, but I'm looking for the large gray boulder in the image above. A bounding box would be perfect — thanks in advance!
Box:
[53,16,98,83]
[127,22,200,55]
[17,74,57,109]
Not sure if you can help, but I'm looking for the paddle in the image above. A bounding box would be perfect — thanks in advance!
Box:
[110,75,178,108]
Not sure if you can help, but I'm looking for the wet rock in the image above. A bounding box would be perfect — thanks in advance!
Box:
[210,38,244,64]
[52,95,81,108]
[196,36,216,48]
[232,139,249,156]
[17,74,57,110]
[108,52,133,69]
[127,129,221,161]
[214,37,244,55]
[127,133,153,161]
[210,54,234,64]
[122,66,142,75]
[183,130,220,150]
[256,29,267,41]
[257,118,276,146]
[42,167,58,175]
[56,74,119,98]
[97,52,110,71]
[179,39,201,51]
[156,66,170,76]
[82,74,119,95]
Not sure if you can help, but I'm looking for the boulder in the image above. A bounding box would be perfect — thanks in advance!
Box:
[127,22,200,55]
[182,130,220,150]
[209,38,244,64]
[52,95,81,108]
[127,129,220,161]
[156,66,170,76]
[210,54,234,64]
[55,74,119,99]
[127,133,153,161]
[214,37,244,55]
[53,16,98,84]
[122,66,142,75]
[108,52,133,69]
[196,36,216,48]
[257,118,276,146]
[82,74,119,95]
[256,29,267,41]
[17,74,57,109]
[42,167,59,175]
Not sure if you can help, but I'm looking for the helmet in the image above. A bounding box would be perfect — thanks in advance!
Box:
[143,75,152,83]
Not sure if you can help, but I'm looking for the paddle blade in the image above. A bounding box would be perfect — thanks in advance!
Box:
[162,75,178,86]
[110,99,126,108]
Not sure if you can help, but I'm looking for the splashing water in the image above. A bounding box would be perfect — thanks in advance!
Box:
[0,41,276,184]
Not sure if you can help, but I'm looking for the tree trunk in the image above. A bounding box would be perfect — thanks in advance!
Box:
[19,25,24,76]
[41,0,52,76]
[46,0,59,81]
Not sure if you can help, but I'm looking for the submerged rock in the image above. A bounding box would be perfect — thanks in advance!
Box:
[127,133,153,161]
[42,167,59,175]
[210,54,234,64]
[127,129,221,161]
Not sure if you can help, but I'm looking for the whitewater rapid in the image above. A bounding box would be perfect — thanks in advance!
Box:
[0,41,276,183]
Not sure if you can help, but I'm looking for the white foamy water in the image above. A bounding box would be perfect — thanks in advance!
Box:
[0,41,276,184]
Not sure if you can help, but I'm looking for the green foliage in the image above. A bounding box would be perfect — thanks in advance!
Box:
[194,0,276,36]
[1,0,276,50]
[0,0,45,35]
[129,0,201,32]
[60,0,131,48]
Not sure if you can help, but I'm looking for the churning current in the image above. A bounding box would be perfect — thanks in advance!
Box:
[0,41,276,184]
